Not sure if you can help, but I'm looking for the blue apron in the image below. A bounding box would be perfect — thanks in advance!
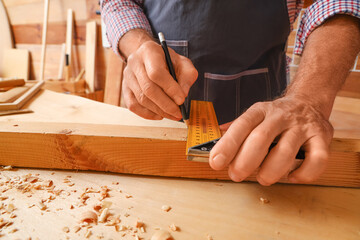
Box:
[143,0,290,124]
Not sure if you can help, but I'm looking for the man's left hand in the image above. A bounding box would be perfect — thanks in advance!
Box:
[209,96,334,186]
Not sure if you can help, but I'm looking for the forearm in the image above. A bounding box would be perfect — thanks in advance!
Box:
[286,15,360,119]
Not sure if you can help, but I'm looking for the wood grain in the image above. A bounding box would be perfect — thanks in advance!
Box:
[0,86,29,103]
[104,49,124,106]
[0,122,358,188]
[85,21,97,92]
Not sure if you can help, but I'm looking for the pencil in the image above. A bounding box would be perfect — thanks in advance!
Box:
[158,32,188,125]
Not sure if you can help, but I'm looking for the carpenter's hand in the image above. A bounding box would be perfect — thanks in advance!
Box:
[209,96,334,186]
[122,41,198,120]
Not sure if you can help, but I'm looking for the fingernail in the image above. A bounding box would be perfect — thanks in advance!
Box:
[174,95,184,105]
[211,154,226,170]
[229,170,243,182]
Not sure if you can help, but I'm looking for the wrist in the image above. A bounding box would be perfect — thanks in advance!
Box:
[284,87,336,120]
[118,28,154,61]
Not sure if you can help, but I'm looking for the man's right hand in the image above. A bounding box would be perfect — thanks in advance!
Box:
[119,29,198,120]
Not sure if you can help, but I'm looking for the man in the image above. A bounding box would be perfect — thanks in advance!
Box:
[101,0,360,185]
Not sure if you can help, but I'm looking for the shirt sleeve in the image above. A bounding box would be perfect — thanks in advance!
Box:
[294,0,360,55]
[100,0,152,56]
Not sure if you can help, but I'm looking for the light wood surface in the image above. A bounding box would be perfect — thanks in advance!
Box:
[0,0,14,76]
[0,90,359,187]
[85,21,97,92]
[65,9,74,81]
[104,49,124,106]
[39,0,49,82]
[0,168,358,240]
[2,49,29,80]
[0,86,29,103]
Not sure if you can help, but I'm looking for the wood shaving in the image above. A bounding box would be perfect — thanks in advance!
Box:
[80,211,98,224]
[260,197,270,204]
[2,166,13,170]
[207,234,213,240]
[169,223,179,232]
[73,226,81,233]
[0,196,8,201]
[43,180,53,187]
[98,208,109,223]
[161,205,171,212]
[140,226,145,233]
[93,204,102,212]
[135,220,144,228]
[84,229,92,238]
[70,205,74,209]
[125,194,133,198]
[9,213,16,218]
[6,203,15,212]
[62,227,70,233]
[151,230,173,240]
[135,235,140,240]
[7,227,17,234]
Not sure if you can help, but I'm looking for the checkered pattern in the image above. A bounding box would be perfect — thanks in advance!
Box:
[101,0,359,57]
[295,0,360,55]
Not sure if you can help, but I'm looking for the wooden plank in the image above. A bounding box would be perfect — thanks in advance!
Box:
[0,78,25,88]
[3,0,88,25]
[85,21,97,92]
[0,168,359,240]
[0,81,43,110]
[0,0,14,76]
[43,78,86,93]
[2,49,29,80]
[0,86,29,103]
[12,22,87,45]
[39,0,49,81]
[337,71,360,99]
[104,49,124,106]
[0,121,359,188]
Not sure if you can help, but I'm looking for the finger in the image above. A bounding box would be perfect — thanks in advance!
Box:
[228,113,287,182]
[256,128,306,186]
[123,86,163,120]
[129,58,182,119]
[143,49,187,105]
[124,69,179,121]
[173,55,198,95]
[209,106,265,170]
[288,135,329,183]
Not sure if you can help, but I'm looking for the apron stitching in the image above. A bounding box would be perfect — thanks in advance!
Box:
[204,68,269,81]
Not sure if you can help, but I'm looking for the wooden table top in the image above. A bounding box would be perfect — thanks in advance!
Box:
[0,168,359,240]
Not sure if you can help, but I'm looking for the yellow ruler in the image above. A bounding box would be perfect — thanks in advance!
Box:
[186,100,221,162]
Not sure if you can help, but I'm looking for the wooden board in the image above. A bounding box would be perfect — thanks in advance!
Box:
[0,168,358,240]
[0,81,43,110]
[3,0,88,25]
[0,0,14,76]
[0,90,359,187]
[104,49,124,106]
[2,48,29,80]
[85,21,97,92]
[0,85,29,103]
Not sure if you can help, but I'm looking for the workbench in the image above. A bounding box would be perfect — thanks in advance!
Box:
[0,90,359,239]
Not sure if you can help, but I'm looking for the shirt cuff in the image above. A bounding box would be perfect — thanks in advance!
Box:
[294,0,360,55]
[101,0,153,59]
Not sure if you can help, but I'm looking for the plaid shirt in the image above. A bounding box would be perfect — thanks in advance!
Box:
[101,0,360,56]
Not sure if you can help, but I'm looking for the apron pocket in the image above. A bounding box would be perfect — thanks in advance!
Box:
[166,40,188,58]
[204,68,271,124]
